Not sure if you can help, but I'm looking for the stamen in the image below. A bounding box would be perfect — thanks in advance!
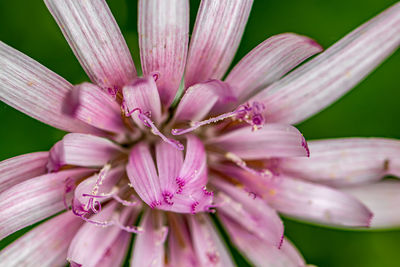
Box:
[124,107,184,151]
[172,101,266,135]
[225,152,273,179]
[83,164,111,213]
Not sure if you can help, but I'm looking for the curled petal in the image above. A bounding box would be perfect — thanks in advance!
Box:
[0,168,93,240]
[185,0,253,87]
[252,3,400,124]
[139,0,189,106]
[0,211,83,267]
[0,152,48,194]
[342,181,400,228]
[44,0,136,90]
[0,42,96,133]
[280,138,400,187]
[226,33,322,102]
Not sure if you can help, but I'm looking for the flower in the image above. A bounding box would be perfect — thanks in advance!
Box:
[0,0,399,266]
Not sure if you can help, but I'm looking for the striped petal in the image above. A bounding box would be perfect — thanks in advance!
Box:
[67,83,125,134]
[225,33,322,102]
[252,3,400,124]
[44,0,136,90]
[219,214,305,267]
[0,211,83,267]
[0,168,93,240]
[188,214,235,267]
[280,138,400,187]
[139,0,189,106]
[342,181,400,228]
[0,152,48,194]
[184,0,253,87]
[47,133,124,172]
[209,124,309,159]
[131,210,167,267]
[0,42,96,133]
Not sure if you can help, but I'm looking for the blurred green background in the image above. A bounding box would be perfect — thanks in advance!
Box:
[0,0,399,266]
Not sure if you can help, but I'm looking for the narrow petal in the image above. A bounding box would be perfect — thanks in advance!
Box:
[219,214,305,267]
[123,77,162,126]
[139,0,189,106]
[0,152,48,194]
[342,181,400,228]
[0,42,96,133]
[131,210,167,267]
[225,33,322,102]
[213,178,284,247]
[67,83,125,134]
[209,124,309,159]
[44,0,136,90]
[0,211,83,267]
[173,80,234,123]
[252,3,400,124]
[126,142,162,208]
[184,0,253,87]
[219,166,373,227]
[68,202,136,266]
[280,138,400,187]
[188,214,235,267]
[0,168,93,240]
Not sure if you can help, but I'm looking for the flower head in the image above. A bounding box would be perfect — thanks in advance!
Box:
[0,0,399,266]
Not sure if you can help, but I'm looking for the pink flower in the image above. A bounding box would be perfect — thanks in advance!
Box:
[0,0,399,266]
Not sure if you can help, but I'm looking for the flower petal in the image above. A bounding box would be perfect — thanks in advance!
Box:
[252,3,400,124]
[342,181,400,228]
[67,83,125,134]
[184,0,253,87]
[0,42,96,133]
[213,178,284,247]
[123,77,162,126]
[44,0,136,90]
[0,152,48,194]
[47,133,124,172]
[188,214,235,267]
[225,33,322,102]
[67,202,136,266]
[0,168,93,240]
[219,214,305,267]
[0,211,83,267]
[131,210,167,267]
[280,138,400,187]
[139,0,189,106]
[209,124,309,159]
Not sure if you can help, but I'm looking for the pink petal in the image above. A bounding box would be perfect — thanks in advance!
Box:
[225,33,322,102]
[219,214,305,267]
[184,0,253,87]
[280,238,306,267]
[0,168,93,240]
[220,166,373,227]
[0,211,83,266]
[139,0,189,106]
[68,202,136,266]
[188,214,235,267]
[44,0,136,90]
[280,138,400,187]
[208,124,309,159]
[67,83,125,134]
[47,133,124,172]
[342,181,400,228]
[131,210,167,267]
[252,3,400,124]
[123,77,162,126]
[0,42,97,133]
[213,178,284,247]
[126,142,162,208]
[0,152,48,194]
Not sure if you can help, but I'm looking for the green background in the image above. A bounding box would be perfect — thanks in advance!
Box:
[0,0,399,266]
